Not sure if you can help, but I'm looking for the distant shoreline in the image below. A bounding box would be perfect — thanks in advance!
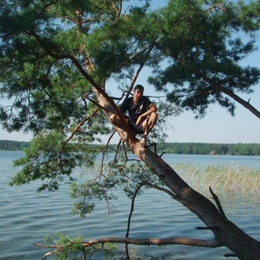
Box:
[1,139,260,156]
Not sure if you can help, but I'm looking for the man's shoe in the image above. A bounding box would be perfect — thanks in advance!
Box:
[140,134,147,146]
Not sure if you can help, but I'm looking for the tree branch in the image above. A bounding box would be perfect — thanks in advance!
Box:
[204,4,225,13]
[214,83,260,118]
[35,236,220,258]
[83,237,220,247]
[209,186,227,220]
[126,183,144,238]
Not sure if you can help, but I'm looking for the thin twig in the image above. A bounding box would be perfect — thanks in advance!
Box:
[205,4,225,13]
[126,183,145,238]
[63,107,100,147]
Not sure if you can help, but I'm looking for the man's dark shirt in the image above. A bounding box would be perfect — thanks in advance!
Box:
[120,96,152,134]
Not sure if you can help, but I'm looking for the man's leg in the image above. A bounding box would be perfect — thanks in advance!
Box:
[109,113,130,142]
[109,114,125,129]
[142,112,158,136]
[140,112,158,145]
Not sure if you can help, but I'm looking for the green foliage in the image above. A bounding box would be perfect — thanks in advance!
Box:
[45,232,117,260]
[0,0,143,133]
[148,0,260,117]
[70,149,162,216]
[54,233,86,260]
[9,132,99,191]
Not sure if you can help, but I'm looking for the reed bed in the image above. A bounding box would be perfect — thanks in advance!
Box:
[175,163,260,198]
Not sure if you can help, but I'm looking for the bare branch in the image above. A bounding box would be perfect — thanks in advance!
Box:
[84,236,220,247]
[35,236,220,251]
[209,186,227,220]
[204,4,225,13]
[140,180,177,199]
[214,83,260,119]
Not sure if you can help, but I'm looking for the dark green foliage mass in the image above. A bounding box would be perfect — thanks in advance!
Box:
[148,0,260,118]
[0,0,169,194]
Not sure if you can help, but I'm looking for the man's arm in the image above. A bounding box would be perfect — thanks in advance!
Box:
[136,102,157,125]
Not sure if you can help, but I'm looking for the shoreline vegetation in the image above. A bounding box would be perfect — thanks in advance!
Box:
[0,139,260,156]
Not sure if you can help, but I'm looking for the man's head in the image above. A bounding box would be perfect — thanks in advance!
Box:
[133,84,144,103]
[134,84,144,92]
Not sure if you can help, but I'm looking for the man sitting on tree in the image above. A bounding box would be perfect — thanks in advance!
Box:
[110,84,158,145]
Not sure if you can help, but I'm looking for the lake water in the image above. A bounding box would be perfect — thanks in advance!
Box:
[0,151,259,260]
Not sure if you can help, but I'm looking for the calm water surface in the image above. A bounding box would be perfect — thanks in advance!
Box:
[0,151,259,260]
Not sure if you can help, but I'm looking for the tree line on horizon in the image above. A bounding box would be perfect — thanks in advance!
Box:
[0,140,30,151]
[157,142,260,156]
[1,140,260,156]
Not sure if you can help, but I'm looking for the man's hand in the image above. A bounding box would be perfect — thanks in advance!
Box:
[136,115,144,125]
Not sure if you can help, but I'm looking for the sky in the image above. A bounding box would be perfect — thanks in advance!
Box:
[1,0,260,144]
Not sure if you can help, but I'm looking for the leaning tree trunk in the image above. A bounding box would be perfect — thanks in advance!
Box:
[95,89,260,260]
[133,146,260,260]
